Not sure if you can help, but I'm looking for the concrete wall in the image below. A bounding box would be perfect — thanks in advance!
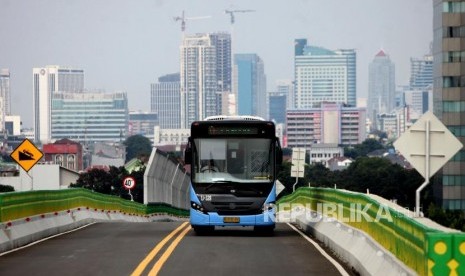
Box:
[144,147,190,209]
[0,164,79,191]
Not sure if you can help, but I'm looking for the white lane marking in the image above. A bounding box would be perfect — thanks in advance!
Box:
[0,223,97,256]
[287,223,350,276]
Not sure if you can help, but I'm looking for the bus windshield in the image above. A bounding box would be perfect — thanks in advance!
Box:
[192,138,274,184]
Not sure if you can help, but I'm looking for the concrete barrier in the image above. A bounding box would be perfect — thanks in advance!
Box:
[0,208,187,254]
[144,148,190,209]
[277,209,417,276]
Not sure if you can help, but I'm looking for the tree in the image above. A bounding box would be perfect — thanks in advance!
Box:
[0,184,14,193]
[70,165,146,203]
[71,168,115,194]
[427,203,465,231]
[305,163,333,187]
[344,138,384,159]
[124,135,152,162]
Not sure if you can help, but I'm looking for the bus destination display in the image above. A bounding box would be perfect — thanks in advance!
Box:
[207,126,259,136]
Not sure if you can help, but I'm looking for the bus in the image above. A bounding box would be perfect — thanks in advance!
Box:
[184,116,282,235]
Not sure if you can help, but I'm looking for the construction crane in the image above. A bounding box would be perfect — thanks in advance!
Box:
[224,9,255,25]
[173,10,211,33]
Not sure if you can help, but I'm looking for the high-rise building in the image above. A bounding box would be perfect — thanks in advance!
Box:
[294,39,356,108]
[376,111,407,140]
[410,55,433,90]
[433,1,465,210]
[33,66,84,143]
[51,91,128,143]
[151,73,181,129]
[286,102,366,148]
[276,79,294,109]
[211,33,232,93]
[180,33,231,128]
[403,89,433,115]
[0,69,10,134]
[234,53,267,118]
[268,92,286,124]
[367,50,396,129]
[129,111,158,140]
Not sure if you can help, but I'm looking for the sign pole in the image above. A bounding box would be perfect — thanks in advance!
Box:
[415,120,430,217]
[128,189,134,202]
[26,170,33,191]
[293,175,299,192]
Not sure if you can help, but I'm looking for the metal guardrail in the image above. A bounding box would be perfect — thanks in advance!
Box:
[277,187,465,276]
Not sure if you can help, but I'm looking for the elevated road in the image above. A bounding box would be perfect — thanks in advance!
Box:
[0,222,349,275]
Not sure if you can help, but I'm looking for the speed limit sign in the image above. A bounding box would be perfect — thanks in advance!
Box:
[123,176,136,190]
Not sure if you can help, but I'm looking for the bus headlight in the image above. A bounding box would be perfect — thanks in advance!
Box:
[262,202,276,212]
[191,201,207,214]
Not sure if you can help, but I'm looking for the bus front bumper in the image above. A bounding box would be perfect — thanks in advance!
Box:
[190,209,275,227]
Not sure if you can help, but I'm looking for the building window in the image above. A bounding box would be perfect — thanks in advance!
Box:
[443,199,462,210]
[443,26,465,38]
[451,150,465,161]
[443,76,465,87]
[443,175,465,186]
[443,2,465,13]
[443,101,465,112]
[67,155,75,170]
[55,155,63,166]
[443,51,465,63]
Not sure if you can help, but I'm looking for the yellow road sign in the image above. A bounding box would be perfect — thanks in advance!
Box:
[10,139,44,172]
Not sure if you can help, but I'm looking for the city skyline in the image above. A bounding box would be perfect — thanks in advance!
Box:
[0,0,432,128]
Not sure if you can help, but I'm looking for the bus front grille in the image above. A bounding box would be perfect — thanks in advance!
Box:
[203,199,265,215]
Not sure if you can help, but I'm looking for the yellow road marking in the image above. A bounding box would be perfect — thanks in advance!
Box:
[131,222,189,276]
[148,224,191,275]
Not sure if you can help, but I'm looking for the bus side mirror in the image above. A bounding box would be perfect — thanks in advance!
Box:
[184,140,192,165]
[276,148,283,165]
[276,139,283,165]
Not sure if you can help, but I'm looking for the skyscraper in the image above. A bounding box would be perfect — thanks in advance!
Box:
[151,73,181,129]
[268,92,286,124]
[410,55,433,90]
[433,1,465,210]
[367,50,396,128]
[275,79,294,109]
[180,33,231,128]
[33,66,84,143]
[0,69,10,134]
[210,33,232,94]
[294,39,356,108]
[234,53,267,118]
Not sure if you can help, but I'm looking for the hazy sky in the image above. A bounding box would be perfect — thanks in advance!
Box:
[0,0,432,128]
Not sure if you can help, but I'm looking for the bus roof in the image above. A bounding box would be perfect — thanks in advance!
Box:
[204,115,264,121]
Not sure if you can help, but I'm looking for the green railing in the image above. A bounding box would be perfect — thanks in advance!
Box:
[0,188,188,222]
[277,187,465,276]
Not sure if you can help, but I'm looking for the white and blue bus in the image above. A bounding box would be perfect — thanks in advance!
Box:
[184,116,282,235]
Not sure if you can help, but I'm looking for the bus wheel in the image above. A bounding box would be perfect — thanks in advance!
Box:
[193,226,214,235]
[254,225,275,236]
